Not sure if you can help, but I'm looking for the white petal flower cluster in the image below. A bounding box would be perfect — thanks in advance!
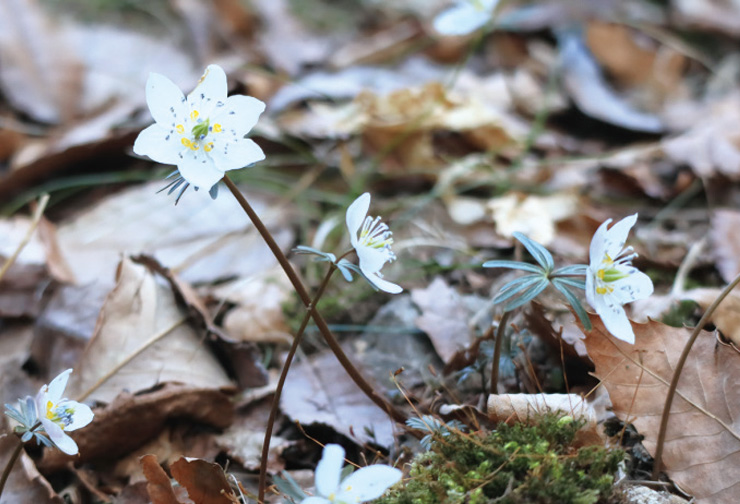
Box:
[586,214,653,344]
[346,193,402,294]
[433,0,498,36]
[134,64,266,193]
[301,444,402,504]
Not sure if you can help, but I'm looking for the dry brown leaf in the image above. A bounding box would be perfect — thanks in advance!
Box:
[710,209,740,283]
[281,347,396,446]
[0,435,61,504]
[681,288,740,346]
[487,192,579,246]
[141,454,183,504]
[170,457,236,504]
[411,277,471,363]
[583,314,740,503]
[68,256,232,404]
[40,383,234,472]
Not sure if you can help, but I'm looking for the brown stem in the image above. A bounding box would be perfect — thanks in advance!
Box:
[652,272,740,480]
[0,436,24,499]
[490,311,511,397]
[257,265,336,504]
[222,176,407,427]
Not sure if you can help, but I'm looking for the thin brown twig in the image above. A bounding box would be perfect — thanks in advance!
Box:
[0,437,24,499]
[0,194,50,283]
[652,271,740,480]
[257,265,337,504]
[222,175,407,425]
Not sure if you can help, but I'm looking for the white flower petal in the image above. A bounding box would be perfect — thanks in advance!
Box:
[188,64,228,118]
[42,417,79,455]
[346,193,371,248]
[301,497,331,504]
[315,444,345,498]
[364,270,403,294]
[338,465,402,503]
[610,270,653,305]
[588,218,611,266]
[145,72,188,126]
[602,214,638,261]
[357,245,389,275]
[177,150,225,190]
[593,294,635,344]
[433,2,491,36]
[208,137,265,171]
[46,369,72,403]
[133,124,184,165]
[212,95,266,137]
[62,400,94,432]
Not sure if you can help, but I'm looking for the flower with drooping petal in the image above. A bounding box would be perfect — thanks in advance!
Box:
[346,193,402,294]
[433,0,498,36]
[134,64,266,198]
[301,444,402,504]
[585,214,653,344]
[35,369,94,455]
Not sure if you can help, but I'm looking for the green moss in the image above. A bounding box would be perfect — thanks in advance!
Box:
[381,414,623,504]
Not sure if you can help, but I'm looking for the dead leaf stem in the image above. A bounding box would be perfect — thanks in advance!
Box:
[222,175,407,426]
[257,264,337,504]
[652,271,740,480]
[0,194,49,283]
[75,316,187,402]
[490,311,511,397]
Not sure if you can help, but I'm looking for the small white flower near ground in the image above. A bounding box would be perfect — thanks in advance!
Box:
[433,0,498,36]
[301,444,402,504]
[586,214,653,344]
[35,369,94,455]
[134,64,266,193]
[346,193,402,294]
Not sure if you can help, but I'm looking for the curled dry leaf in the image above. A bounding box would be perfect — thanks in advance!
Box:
[681,288,740,347]
[40,383,234,472]
[141,454,182,504]
[170,457,236,504]
[582,314,740,504]
[68,256,232,404]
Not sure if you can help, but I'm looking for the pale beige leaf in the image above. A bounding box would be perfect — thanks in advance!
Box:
[68,257,232,404]
[0,435,61,504]
[583,315,740,503]
[711,209,740,283]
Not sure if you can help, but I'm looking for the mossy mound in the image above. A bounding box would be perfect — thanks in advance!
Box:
[381,414,623,504]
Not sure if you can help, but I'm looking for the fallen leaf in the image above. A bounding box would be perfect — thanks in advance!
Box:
[170,457,236,504]
[487,192,579,246]
[583,314,740,503]
[141,454,182,504]
[68,257,232,404]
[710,209,740,283]
[681,288,740,347]
[0,435,61,504]
[40,383,234,472]
[412,277,472,363]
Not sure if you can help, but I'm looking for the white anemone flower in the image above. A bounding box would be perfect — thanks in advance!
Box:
[302,444,402,504]
[35,369,94,455]
[346,193,402,294]
[585,214,653,344]
[433,0,498,36]
[134,64,266,193]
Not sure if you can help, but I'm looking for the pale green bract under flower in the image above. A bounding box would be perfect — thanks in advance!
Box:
[433,0,498,36]
[35,369,94,455]
[585,214,653,344]
[346,193,402,294]
[133,64,266,192]
[301,444,402,504]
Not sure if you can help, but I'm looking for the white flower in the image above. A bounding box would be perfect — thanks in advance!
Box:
[134,64,266,192]
[302,444,402,504]
[433,0,498,36]
[346,193,402,294]
[586,214,653,344]
[35,369,94,455]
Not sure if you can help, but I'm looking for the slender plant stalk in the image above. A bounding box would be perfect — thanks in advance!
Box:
[652,272,740,480]
[222,175,406,426]
[0,194,49,283]
[257,265,336,504]
[0,436,25,499]
[490,311,511,396]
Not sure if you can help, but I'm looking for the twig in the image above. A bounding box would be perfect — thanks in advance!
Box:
[0,194,50,283]
[0,437,24,499]
[652,271,740,480]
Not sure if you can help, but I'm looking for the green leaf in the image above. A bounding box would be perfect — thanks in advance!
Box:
[482,260,544,274]
[513,232,554,272]
[551,276,586,290]
[503,277,549,311]
[551,279,592,331]
[494,274,546,306]
[553,264,588,276]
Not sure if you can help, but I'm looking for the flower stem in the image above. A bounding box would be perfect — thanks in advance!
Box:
[257,264,336,504]
[0,436,24,499]
[652,272,740,480]
[222,176,407,425]
[490,311,511,396]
